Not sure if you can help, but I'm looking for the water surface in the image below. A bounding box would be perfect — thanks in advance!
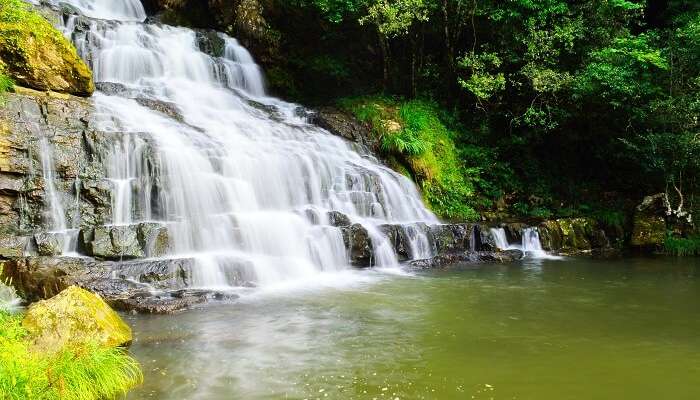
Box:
[126,257,700,399]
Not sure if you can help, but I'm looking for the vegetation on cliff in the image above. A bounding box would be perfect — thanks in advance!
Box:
[0,0,93,96]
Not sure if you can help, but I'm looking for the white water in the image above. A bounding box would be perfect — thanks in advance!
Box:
[489,227,560,259]
[47,0,438,288]
[0,281,21,312]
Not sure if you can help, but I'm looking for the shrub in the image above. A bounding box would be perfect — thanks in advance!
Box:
[664,234,700,256]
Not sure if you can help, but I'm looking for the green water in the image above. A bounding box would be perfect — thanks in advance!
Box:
[125,257,700,399]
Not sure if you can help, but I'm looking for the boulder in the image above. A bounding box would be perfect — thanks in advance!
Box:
[630,194,668,249]
[22,286,132,350]
[313,107,378,151]
[0,1,94,96]
[327,210,351,227]
[631,215,666,248]
[137,222,170,257]
[341,223,373,267]
[0,235,28,258]
[195,29,225,58]
[0,256,108,301]
[81,225,145,259]
[34,232,65,256]
[538,220,563,251]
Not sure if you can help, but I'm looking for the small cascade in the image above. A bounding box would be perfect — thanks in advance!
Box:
[490,226,561,260]
[38,137,68,233]
[0,281,21,312]
[40,0,439,290]
[403,224,433,260]
[489,227,513,250]
[521,227,545,256]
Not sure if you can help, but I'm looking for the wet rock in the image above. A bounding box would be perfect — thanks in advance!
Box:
[378,224,409,261]
[341,223,373,267]
[538,220,563,251]
[327,211,351,227]
[503,223,527,244]
[22,286,132,349]
[82,225,144,260]
[313,107,377,151]
[430,224,469,254]
[111,292,207,314]
[136,97,184,122]
[0,256,107,301]
[95,81,131,96]
[195,29,225,57]
[137,222,170,257]
[0,235,29,258]
[115,258,193,289]
[407,249,524,269]
[33,232,65,256]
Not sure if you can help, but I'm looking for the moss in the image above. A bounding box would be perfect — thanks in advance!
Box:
[0,309,142,399]
[22,286,132,350]
[340,96,479,221]
[0,0,93,96]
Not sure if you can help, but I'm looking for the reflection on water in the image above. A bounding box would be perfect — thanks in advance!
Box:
[126,257,700,399]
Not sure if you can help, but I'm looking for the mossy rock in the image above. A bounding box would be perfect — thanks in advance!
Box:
[0,0,94,96]
[631,215,666,248]
[22,286,132,350]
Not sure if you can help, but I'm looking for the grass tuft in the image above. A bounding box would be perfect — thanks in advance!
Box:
[0,310,142,400]
[664,234,700,256]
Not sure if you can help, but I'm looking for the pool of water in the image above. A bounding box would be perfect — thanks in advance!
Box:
[125,256,700,399]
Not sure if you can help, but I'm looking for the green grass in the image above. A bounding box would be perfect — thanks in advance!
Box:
[340,96,480,220]
[0,72,13,93]
[0,310,143,400]
[664,234,700,256]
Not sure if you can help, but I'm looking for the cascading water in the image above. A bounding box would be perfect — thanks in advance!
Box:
[40,0,439,288]
[489,227,512,250]
[489,226,560,259]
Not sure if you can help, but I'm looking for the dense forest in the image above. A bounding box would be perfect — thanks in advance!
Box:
[144,0,699,233]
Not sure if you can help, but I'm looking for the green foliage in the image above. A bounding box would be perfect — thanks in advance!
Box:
[0,310,142,400]
[457,52,505,101]
[342,96,481,220]
[664,234,700,256]
[574,35,668,108]
[0,72,13,93]
[360,0,430,37]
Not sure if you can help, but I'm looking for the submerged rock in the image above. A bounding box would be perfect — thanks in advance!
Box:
[22,286,132,349]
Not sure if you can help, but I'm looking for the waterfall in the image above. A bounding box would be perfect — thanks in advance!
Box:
[45,0,438,288]
[489,228,511,250]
